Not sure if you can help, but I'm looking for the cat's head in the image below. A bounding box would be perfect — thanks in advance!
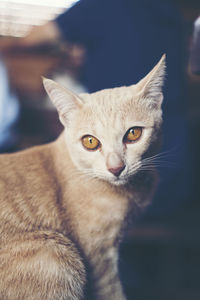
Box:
[43,55,165,185]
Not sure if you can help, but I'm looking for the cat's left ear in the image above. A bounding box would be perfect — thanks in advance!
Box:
[136,54,166,109]
[43,78,84,126]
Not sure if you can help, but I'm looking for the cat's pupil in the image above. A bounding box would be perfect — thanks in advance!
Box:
[130,129,135,135]
[89,138,93,144]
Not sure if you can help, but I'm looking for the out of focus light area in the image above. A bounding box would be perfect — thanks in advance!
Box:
[0,0,83,148]
[0,0,77,37]
[0,0,200,299]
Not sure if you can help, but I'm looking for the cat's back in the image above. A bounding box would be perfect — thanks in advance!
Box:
[0,141,87,300]
[0,142,55,187]
[0,141,64,234]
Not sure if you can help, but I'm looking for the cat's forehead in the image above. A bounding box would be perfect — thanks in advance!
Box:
[80,85,141,119]
[76,85,155,130]
[81,85,136,104]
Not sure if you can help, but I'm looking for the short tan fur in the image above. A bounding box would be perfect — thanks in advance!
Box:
[0,55,165,300]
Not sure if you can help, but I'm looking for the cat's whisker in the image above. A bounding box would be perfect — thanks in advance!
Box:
[141,149,177,164]
[142,155,171,163]
[140,149,178,169]
[75,169,107,184]
[146,162,176,166]
[126,154,177,178]
[70,150,177,184]
[143,164,177,169]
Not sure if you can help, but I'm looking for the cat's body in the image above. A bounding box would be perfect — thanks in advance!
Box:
[0,55,165,300]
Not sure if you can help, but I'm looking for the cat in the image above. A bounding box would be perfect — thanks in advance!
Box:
[0,54,165,300]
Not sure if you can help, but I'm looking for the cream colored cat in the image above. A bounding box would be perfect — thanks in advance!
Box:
[0,55,165,300]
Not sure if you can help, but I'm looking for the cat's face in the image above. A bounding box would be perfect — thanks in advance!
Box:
[63,88,162,186]
[43,55,165,185]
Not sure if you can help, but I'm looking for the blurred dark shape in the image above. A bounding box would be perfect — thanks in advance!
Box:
[0,58,20,152]
[55,0,194,220]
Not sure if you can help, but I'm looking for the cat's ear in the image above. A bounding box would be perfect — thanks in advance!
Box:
[136,54,166,108]
[42,77,83,126]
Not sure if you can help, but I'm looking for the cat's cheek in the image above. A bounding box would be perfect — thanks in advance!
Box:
[78,156,92,169]
[68,143,101,173]
[72,149,93,170]
[126,128,153,156]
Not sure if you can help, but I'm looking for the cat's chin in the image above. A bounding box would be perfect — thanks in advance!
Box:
[96,173,134,186]
[108,177,128,186]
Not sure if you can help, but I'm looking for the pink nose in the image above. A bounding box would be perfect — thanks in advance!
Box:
[108,165,125,177]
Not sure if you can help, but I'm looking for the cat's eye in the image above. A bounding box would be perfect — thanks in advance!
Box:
[123,127,143,144]
[82,135,101,151]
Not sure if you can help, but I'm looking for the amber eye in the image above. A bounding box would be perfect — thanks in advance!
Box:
[82,135,100,151]
[123,127,143,143]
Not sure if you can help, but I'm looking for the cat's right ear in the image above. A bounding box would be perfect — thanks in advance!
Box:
[136,54,166,109]
[42,78,83,126]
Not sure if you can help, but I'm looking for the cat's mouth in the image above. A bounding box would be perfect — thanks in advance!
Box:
[108,173,130,186]
[107,164,141,185]
[82,164,141,185]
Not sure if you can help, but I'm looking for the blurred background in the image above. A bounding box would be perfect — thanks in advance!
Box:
[0,0,200,299]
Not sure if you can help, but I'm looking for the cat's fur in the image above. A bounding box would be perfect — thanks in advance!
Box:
[0,55,165,300]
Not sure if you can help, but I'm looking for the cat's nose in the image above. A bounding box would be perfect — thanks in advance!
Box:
[106,152,125,177]
[108,165,125,177]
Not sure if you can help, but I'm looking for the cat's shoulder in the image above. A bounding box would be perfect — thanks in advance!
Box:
[0,138,61,179]
[0,142,50,163]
